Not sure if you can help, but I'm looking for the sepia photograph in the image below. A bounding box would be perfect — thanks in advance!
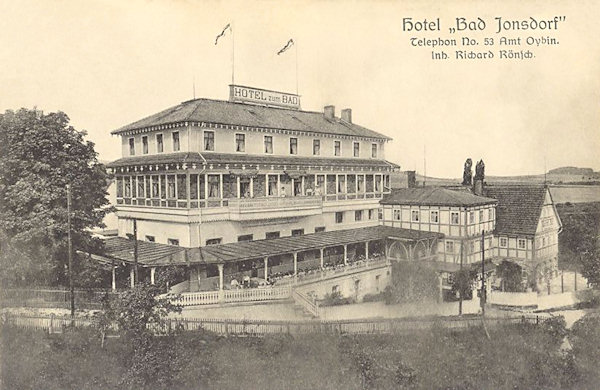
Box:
[1,0,599,389]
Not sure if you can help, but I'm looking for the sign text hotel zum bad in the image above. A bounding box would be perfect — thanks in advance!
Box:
[229,85,300,109]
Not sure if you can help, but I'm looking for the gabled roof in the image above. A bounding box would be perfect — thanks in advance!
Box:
[484,185,548,237]
[380,187,497,207]
[111,98,391,140]
[105,151,398,170]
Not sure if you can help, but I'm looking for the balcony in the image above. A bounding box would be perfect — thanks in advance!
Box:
[228,196,323,221]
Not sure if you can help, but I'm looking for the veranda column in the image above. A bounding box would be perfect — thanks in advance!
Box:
[264,257,269,281]
[293,252,298,276]
[130,266,135,288]
[250,177,254,198]
[150,267,156,285]
[343,244,348,265]
[111,263,116,291]
[217,263,224,302]
[320,248,324,269]
[365,241,370,262]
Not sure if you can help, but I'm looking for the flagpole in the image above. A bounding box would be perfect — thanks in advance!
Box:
[231,22,235,85]
[295,39,298,96]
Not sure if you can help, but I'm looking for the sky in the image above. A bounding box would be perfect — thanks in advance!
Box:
[1,0,599,178]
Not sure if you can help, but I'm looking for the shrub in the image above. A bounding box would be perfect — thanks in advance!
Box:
[320,290,355,306]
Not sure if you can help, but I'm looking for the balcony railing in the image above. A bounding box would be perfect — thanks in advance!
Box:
[228,196,323,221]
[228,196,322,211]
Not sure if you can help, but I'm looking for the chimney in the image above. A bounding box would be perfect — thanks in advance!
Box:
[407,171,416,188]
[473,179,484,196]
[341,108,352,123]
[324,105,335,120]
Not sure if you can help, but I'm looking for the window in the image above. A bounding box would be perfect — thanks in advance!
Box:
[335,211,344,223]
[488,208,493,220]
[235,133,245,152]
[168,238,179,246]
[353,142,360,157]
[355,210,363,221]
[136,176,144,198]
[129,138,135,156]
[267,175,278,196]
[393,209,401,220]
[469,211,475,224]
[206,238,222,245]
[451,212,459,224]
[266,231,280,239]
[518,239,526,249]
[411,210,419,222]
[264,136,273,154]
[289,138,298,155]
[315,226,326,233]
[291,229,304,237]
[207,175,220,198]
[156,134,163,153]
[142,136,148,154]
[431,211,439,223]
[371,143,378,158]
[124,177,131,197]
[167,175,176,198]
[172,132,180,151]
[357,175,364,192]
[145,235,155,242]
[204,131,214,151]
[500,237,508,247]
[313,139,320,155]
[378,208,383,220]
[445,241,454,253]
[479,210,484,222]
[338,175,346,193]
[368,209,374,220]
[334,141,341,156]
[237,234,253,242]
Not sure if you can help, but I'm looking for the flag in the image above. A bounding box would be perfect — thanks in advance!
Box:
[277,39,294,55]
[215,23,231,45]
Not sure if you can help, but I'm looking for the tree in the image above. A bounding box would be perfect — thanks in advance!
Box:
[385,262,440,304]
[0,108,110,286]
[451,268,476,315]
[496,260,524,292]
[557,203,600,288]
[97,284,182,388]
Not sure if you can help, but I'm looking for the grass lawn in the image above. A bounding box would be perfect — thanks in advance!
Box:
[2,315,600,390]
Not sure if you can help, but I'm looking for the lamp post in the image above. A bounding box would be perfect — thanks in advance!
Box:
[480,230,486,315]
[66,184,75,318]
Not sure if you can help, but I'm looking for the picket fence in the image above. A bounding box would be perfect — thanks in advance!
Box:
[1,312,545,336]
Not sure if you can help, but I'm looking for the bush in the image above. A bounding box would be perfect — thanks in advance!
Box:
[361,292,386,303]
[320,290,355,306]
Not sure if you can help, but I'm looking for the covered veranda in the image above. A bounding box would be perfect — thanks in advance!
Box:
[90,226,444,294]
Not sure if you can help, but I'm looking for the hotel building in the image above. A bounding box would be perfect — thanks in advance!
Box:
[107,85,396,248]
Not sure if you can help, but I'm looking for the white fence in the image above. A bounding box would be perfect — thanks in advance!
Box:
[488,289,590,310]
[170,286,292,306]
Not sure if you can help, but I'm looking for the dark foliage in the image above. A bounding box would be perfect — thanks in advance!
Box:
[0,108,111,287]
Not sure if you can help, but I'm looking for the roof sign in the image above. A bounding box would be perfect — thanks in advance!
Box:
[229,84,300,110]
